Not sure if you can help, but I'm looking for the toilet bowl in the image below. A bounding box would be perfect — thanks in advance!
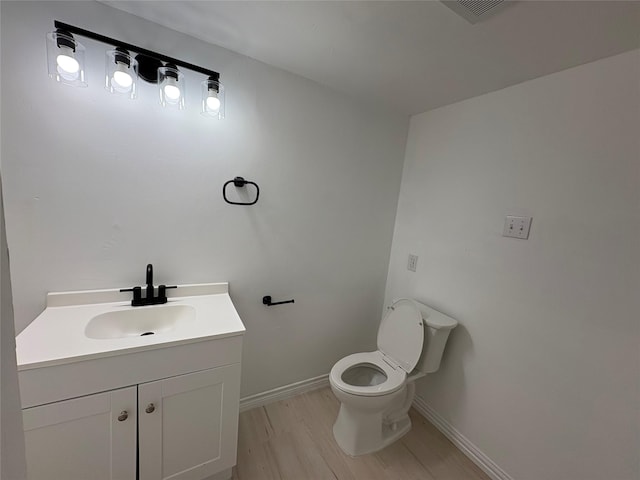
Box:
[329,298,457,456]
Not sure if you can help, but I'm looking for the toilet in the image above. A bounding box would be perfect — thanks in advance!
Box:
[329,298,457,456]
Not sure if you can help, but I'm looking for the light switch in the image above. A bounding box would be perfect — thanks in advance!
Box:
[503,216,532,239]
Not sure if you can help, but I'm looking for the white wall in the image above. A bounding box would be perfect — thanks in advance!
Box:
[385,49,639,480]
[0,1,408,397]
[0,176,27,480]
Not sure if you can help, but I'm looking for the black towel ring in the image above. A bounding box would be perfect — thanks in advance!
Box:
[223,176,260,206]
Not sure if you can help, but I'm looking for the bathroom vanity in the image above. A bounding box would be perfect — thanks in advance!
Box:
[16,283,245,480]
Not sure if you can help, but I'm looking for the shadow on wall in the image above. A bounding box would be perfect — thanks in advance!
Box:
[417,323,475,419]
[1,174,28,479]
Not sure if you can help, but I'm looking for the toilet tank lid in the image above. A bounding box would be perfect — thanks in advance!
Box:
[410,300,458,330]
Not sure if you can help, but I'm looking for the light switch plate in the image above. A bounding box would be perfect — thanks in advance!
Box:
[503,216,532,239]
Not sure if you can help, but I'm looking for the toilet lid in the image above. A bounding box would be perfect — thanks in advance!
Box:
[377,299,424,373]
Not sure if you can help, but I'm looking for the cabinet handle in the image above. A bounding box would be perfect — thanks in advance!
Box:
[145,403,156,414]
[117,411,128,422]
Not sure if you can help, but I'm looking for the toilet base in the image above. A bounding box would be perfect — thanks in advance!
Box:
[332,404,412,456]
[382,414,412,448]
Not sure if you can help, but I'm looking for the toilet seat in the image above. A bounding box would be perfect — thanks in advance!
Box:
[330,299,425,398]
[330,351,406,397]
[377,299,424,373]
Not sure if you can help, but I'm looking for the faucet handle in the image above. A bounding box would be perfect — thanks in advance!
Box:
[120,286,142,304]
[158,285,177,301]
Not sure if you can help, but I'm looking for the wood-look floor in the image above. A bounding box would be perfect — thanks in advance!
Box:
[232,387,489,480]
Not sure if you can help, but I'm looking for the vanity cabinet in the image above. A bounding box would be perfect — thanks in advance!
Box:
[23,364,241,480]
[139,364,241,480]
[23,386,137,480]
[17,283,245,480]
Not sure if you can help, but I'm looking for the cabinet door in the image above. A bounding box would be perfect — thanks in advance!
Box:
[23,386,137,480]
[138,364,241,480]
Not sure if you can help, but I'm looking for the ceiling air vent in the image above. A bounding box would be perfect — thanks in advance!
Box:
[442,0,513,24]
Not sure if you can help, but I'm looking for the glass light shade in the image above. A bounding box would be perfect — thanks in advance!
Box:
[46,31,87,87]
[201,79,225,119]
[105,49,138,98]
[158,66,185,109]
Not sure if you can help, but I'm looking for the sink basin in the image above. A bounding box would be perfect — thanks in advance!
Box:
[85,304,196,339]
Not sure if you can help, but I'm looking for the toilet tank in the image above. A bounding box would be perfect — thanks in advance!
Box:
[413,301,458,374]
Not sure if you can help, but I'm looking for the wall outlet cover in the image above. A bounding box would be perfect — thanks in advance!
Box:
[407,254,418,272]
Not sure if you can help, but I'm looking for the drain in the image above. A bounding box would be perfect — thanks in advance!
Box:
[140,332,155,336]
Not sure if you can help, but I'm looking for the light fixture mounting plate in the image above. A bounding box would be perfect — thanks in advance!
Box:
[135,54,162,83]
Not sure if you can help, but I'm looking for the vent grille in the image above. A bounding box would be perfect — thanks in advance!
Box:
[442,0,512,24]
[459,0,505,17]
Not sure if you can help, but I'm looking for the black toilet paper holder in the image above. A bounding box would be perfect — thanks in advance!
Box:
[263,295,295,307]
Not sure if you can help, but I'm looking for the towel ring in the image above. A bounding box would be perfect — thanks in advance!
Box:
[223,176,259,206]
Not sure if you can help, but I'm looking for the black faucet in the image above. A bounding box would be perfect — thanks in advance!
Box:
[120,264,177,307]
[146,264,154,300]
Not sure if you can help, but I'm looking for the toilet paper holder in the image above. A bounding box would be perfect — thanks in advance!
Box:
[262,295,295,307]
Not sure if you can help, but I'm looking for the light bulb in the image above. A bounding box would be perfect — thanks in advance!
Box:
[47,32,86,86]
[112,63,133,89]
[56,47,80,74]
[105,50,137,97]
[201,78,223,118]
[164,83,181,101]
[206,94,221,112]
[158,66,184,108]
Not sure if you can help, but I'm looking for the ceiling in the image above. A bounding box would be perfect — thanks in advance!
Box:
[102,1,640,115]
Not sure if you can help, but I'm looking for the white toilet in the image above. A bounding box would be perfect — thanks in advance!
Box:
[329,298,457,456]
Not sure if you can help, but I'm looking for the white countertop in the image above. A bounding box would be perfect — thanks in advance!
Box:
[16,283,246,370]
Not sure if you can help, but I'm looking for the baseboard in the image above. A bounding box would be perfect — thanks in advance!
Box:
[412,395,513,480]
[239,374,330,412]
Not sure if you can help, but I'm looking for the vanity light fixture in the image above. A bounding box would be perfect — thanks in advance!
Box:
[201,75,225,119]
[46,21,224,118]
[105,48,138,98]
[158,64,185,109]
[46,29,87,87]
